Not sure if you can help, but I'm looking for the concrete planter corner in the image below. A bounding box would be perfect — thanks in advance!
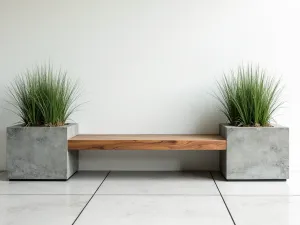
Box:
[6,123,78,180]
[219,124,289,180]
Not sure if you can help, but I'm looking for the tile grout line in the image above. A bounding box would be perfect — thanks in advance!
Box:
[72,171,111,225]
[210,172,236,225]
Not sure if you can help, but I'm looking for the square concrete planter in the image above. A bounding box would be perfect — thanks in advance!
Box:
[6,123,78,180]
[219,124,289,180]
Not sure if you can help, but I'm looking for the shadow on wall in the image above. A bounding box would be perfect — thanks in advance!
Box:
[172,88,226,134]
[77,99,226,171]
[79,150,220,171]
[194,104,226,134]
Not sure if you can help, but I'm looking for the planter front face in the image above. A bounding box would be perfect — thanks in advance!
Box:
[220,124,289,180]
[6,123,78,180]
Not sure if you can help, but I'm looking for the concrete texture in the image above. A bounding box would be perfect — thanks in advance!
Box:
[6,123,78,180]
[219,124,289,180]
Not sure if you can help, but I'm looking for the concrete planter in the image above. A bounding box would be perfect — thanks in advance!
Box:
[6,123,78,180]
[219,124,289,180]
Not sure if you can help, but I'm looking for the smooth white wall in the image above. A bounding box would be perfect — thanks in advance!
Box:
[0,0,299,171]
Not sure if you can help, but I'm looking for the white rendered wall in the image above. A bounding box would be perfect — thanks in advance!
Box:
[0,0,299,171]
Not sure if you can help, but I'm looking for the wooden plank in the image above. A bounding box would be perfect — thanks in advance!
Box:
[68,134,226,150]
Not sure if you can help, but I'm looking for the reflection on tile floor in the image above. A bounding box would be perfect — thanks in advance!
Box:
[96,171,219,195]
[0,171,300,225]
[75,195,233,225]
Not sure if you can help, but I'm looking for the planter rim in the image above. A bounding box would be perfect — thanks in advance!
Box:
[220,123,288,129]
[7,123,77,129]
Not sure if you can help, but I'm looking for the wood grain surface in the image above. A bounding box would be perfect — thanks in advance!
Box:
[68,134,226,150]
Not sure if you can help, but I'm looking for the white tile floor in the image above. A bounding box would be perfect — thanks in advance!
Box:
[1,171,300,225]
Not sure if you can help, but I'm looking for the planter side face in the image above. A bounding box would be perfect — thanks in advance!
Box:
[6,124,78,180]
[219,124,289,180]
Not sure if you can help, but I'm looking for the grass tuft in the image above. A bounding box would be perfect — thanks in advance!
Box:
[215,64,283,127]
[7,64,80,127]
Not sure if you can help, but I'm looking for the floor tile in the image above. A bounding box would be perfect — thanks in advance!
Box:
[0,195,89,225]
[0,171,108,195]
[75,195,233,225]
[96,171,219,195]
[224,196,300,225]
[212,171,300,196]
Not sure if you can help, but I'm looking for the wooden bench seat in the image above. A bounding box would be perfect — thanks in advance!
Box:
[68,134,226,150]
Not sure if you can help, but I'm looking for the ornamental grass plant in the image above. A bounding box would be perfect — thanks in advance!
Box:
[216,64,283,127]
[7,64,80,126]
